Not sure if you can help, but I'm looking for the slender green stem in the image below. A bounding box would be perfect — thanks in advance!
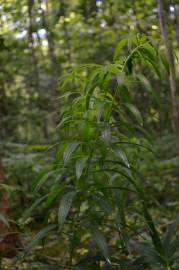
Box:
[122,44,143,71]
[165,266,172,270]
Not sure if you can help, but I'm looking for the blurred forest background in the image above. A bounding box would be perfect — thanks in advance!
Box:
[0,0,179,269]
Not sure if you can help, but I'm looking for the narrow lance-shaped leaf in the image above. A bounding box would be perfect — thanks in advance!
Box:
[58,191,76,231]
[88,222,111,264]
[75,156,88,180]
[23,194,48,221]
[125,103,143,125]
[137,74,152,92]
[85,69,100,109]
[113,39,127,61]
[54,143,67,168]
[142,203,164,255]
[131,242,165,265]
[35,170,55,192]
[21,224,57,259]
[46,186,62,207]
[112,146,129,167]
[163,215,179,248]
[63,142,81,163]
[168,234,179,257]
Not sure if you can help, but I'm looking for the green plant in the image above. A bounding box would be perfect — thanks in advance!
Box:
[19,35,179,269]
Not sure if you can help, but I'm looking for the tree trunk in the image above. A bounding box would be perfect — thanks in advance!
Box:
[59,0,72,68]
[174,5,179,46]
[39,0,58,74]
[157,0,179,140]
[27,0,40,90]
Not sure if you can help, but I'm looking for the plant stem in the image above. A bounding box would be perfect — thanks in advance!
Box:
[157,0,179,146]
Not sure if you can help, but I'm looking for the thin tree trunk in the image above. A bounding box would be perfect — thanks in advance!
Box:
[174,6,179,46]
[39,0,58,73]
[157,0,179,140]
[28,0,53,140]
[27,0,40,90]
[59,0,72,68]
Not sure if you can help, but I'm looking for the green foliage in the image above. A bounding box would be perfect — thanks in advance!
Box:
[1,0,179,268]
[17,36,179,269]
